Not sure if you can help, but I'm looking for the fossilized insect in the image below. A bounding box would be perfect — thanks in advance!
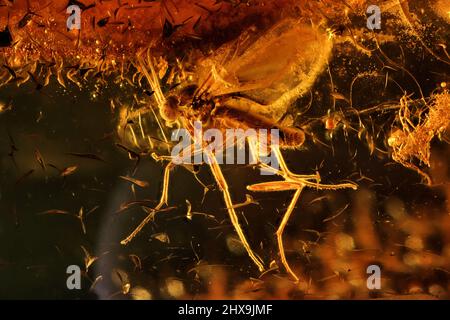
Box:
[119,18,358,282]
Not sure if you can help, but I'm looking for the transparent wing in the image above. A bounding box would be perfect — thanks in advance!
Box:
[197,19,333,121]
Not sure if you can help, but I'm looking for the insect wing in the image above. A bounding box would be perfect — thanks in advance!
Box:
[198,19,333,121]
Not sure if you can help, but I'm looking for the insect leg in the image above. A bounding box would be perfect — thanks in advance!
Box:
[271,145,320,182]
[205,149,265,272]
[247,179,305,282]
[276,186,304,283]
[121,161,174,245]
[249,142,304,281]
[272,146,357,190]
[246,139,357,281]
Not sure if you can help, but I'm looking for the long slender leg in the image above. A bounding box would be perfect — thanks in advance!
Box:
[205,149,265,272]
[121,161,174,245]
[121,142,199,245]
[247,138,305,279]
[247,140,357,281]
[272,146,357,190]
[248,179,305,281]
[276,186,303,283]
[248,137,320,182]
[247,138,357,192]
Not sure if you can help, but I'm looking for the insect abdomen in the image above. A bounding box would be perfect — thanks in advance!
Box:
[212,107,305,149]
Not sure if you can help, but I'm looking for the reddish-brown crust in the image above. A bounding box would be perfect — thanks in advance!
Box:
[0,0,367,69]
